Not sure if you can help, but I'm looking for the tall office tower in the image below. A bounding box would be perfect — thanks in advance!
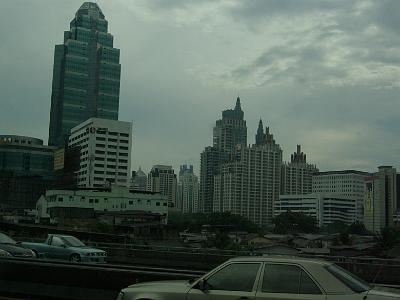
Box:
[199,98,247,213]
[177,165,199,213]
[49,2,121,147]
[312,170,370,222]
[130,167,147,191]
[213,97,247,154]
[68,118,132,188]
[281,144,318,195]
[148,165,177,207]
[213,121,282,228]
[364,166,398,232]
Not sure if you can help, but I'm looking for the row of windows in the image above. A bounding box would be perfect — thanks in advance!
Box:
[95,150,128,156]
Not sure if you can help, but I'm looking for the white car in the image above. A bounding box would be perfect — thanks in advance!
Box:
[117,256,400,300]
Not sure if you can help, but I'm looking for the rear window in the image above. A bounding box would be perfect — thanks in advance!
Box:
[325,264,370,293]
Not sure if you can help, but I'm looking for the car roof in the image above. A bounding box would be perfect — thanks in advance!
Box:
[49,234,75,238]
[228,255,332,266]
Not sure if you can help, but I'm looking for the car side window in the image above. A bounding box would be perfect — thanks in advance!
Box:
[262,264,321,295]
[206,263,260,292]
[300,269,322,294]
[51,237,64,247]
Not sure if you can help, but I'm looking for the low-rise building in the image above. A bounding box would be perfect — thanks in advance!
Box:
[0,135,56,209]
[275,193,357,227]
[36,185,168,225]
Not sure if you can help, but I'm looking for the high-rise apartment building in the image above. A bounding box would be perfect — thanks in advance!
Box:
[177,165,199,213]
[281,144,318,195]
[130,167,147,191]
[213,97,247,154]
[148,165,177,207]
[49,2,121,147]
[199,98,246,213]
[214,121,282,228]
[312,170,370,222]
[199,147,228,213]
[68,118,132,188]
[364,166,398,232]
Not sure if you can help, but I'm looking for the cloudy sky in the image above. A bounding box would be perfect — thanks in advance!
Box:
[1,0,399,175]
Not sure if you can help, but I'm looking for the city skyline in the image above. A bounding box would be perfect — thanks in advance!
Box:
[1,0,400,175]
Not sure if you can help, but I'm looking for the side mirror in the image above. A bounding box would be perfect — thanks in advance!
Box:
[197,279,208,292]
[61,244,67,248]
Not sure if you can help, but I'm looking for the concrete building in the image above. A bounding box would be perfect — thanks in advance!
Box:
[0,135,55,179]
[364,166,398,233]
[213,97,247,154]
[281,145,318,195]
[199,97,246,213]
[177,165,199,213]
[214,121,282,228]
[200,147,227,213]
[274,193,357,227]
[0,135,56,209]
[68,118,132,188]
[49,2,121,147]
[36,185,168,224]
[148,165,177,208]
[130,167,147,191]
[312,170,370,222]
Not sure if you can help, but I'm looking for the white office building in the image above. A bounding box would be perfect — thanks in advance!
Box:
[68,118,132,188]
[275,193,357,227]
[312,170,370,222]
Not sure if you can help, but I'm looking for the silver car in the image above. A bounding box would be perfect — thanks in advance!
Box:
[117,256,400,300]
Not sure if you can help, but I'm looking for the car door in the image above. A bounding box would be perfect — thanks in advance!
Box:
[48,236,70,260]
[255,263,326,300]
[187,262,261,300]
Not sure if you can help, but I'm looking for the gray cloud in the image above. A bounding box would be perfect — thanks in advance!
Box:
[0,0,399,175]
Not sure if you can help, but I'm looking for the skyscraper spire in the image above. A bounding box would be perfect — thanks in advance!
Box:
[255,119,264,145]
[235,96,241,111]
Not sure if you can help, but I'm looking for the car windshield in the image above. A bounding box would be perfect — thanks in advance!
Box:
[0,233,16,244]
[325,264,370,293]
[61,236,86,247]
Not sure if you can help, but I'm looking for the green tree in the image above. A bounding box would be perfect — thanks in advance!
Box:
[348,221,368,235]
[272,211,318,234]
[376,227,400,250]
[168,211,259,233]
[322,221,349,234]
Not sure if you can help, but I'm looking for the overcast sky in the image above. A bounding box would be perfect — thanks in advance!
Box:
[1,0,399,175]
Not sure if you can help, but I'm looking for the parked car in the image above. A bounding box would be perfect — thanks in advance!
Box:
[0,232,36,258]
[117,256,400,300]
[21,234,106,263]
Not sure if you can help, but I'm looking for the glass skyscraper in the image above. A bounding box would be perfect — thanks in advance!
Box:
[49,2,121,147]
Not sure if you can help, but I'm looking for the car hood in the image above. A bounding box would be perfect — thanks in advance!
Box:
[368,286,400,298]
[127,280,191,292]
[0,243,34,257]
